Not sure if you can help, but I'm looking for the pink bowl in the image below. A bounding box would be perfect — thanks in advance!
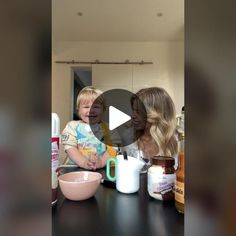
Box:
[58,171,102,201]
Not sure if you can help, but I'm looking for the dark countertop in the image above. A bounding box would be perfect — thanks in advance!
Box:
[52,167,184,236]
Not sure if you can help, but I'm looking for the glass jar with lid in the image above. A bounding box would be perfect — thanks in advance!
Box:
[147,156,176,201]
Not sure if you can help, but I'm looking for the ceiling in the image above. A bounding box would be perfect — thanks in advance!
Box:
[52,0,184,42]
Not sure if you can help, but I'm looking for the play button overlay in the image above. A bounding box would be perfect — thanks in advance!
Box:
[109,106,131,130]
[89,89,147,147]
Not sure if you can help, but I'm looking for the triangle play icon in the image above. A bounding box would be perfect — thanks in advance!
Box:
[109,106,131,131]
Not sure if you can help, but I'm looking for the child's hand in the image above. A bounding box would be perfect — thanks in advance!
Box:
[81,155,96,170]
[87,153,98,170]
[88,153,104,170]
[95,158,103,169]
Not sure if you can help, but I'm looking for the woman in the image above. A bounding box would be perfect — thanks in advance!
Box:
[124,87,178,167]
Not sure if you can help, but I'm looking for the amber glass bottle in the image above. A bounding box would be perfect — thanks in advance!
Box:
[175,133,184,213]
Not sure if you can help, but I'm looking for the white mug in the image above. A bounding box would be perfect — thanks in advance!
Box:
[106,155,145,194]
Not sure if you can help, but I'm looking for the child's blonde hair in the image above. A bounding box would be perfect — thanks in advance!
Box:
[75,87,116,156]
[76,86,105,114]
[133,87,177,157]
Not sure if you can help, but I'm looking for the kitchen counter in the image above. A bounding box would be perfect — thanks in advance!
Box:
[52,167,184,236]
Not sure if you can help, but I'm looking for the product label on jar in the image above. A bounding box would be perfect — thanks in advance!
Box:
[148,168,176,200]
[52,137,59,189]
[175,180,184,204]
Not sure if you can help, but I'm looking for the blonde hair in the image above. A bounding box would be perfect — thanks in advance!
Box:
[76,86,105,114]
[133,87,177,157]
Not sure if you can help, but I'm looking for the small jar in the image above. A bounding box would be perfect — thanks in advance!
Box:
[147,156,176,201]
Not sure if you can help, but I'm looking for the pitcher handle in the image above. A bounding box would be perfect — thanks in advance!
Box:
[106,158,116,182]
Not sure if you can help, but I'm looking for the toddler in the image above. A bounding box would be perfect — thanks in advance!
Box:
[61,86,117,170]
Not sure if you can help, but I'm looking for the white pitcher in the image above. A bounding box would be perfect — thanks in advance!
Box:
[106,155,145,194]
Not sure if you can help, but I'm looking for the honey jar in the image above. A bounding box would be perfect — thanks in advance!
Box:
[175,132,185,213]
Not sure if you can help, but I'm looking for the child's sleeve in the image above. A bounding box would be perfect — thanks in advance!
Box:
[61,121,78,151]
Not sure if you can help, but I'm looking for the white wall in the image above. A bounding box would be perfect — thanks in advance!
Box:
[52,41,184,160]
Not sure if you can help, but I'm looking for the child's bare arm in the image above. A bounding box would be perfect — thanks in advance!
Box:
[66,147,95,170]
[94,151,111,169]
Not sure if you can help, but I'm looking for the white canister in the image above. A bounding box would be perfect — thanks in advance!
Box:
[51,113,60,205]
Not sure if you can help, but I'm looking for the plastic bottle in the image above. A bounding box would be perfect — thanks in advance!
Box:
[51,113,60,206]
